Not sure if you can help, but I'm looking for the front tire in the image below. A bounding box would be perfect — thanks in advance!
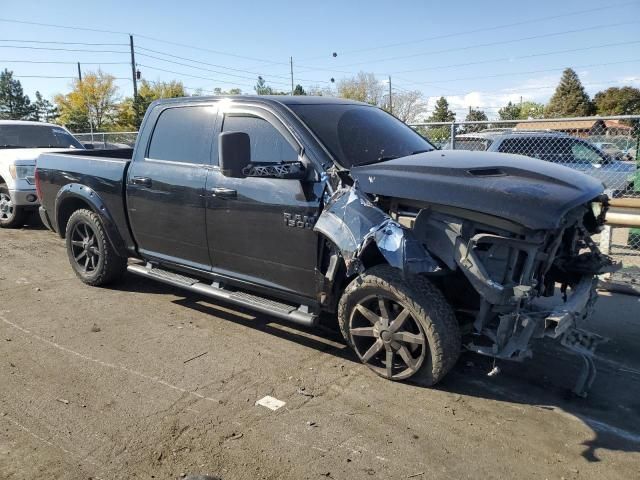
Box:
[65,209,127,286]
[0,185,27,228]
[338,265,460,385]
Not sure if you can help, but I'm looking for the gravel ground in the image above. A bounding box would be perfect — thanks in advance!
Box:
[1,222,639,480]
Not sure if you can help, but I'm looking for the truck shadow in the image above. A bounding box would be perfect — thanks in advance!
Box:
[115,274,640,463]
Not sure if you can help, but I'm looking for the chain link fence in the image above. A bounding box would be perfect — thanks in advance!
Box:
[411,115,640,288]
[73,131,138,150]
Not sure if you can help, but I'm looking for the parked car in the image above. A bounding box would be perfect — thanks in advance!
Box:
[455,130,636,197]
[35,96,616,394]
[593,142,626,161]
[0,120,84,228]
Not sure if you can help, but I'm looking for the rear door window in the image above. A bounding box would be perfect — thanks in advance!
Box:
[455,138,491,151]
[571,140,605,165]
[497,138,540,157]
[147,106,216,164]
[222,114,298,163]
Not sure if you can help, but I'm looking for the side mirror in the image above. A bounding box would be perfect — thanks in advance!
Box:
[219,131,250,178]
[83,143,95,150]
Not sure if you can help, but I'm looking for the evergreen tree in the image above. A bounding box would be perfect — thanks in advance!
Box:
[428,97,455,122]
[31,91,58,122]
[498,101,521,120]
[462,107,488,132]
[293,84,306,96]
[545,68,593,117]
[0,69,33,120]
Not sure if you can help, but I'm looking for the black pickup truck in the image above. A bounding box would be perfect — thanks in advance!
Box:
[36,96,617,393]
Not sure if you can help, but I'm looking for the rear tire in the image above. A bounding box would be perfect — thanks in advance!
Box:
[0,184,28,228]
[338,265,460,386]
[65,209,127,286]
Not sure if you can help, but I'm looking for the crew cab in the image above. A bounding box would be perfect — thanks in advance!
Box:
[35,96,617,394]
[0,120,84,228]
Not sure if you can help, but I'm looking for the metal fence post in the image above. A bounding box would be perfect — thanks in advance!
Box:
[450,122,456,150]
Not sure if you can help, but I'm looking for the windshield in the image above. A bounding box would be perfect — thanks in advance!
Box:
[289,104,434,168]
[455,138,492,151]
[0,124,83,149]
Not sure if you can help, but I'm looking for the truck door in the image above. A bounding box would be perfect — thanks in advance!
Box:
[126,104,217,270]
[205,107,322,298]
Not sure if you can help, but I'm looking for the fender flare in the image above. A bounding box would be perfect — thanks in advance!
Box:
[55,183,128,258]
[314,186,440,276]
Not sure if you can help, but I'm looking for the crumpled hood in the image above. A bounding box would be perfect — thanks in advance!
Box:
[351,150,604,230]
[0,147,80,165]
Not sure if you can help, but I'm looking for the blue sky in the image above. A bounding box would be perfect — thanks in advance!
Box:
[1,0,639,119]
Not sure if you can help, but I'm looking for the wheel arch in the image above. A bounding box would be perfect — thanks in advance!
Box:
[55,184,127,257]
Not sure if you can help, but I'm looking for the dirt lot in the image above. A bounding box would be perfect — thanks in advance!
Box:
[1,222,640,480]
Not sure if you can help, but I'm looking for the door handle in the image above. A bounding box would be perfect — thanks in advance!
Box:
[131,177,152,187]
[212,187,237,199]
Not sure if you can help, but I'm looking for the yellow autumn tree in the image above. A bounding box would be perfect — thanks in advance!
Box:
[54,70,120,132]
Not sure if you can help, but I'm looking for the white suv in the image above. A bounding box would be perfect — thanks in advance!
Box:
[0,120,84,228]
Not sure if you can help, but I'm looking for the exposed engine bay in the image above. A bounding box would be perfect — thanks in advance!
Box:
[316,177,619,396]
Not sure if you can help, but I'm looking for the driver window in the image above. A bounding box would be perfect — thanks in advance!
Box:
[571,141,603,165]
[222,114,298,163]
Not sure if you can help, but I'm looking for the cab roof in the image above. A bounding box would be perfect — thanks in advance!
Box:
[150,94,370,108]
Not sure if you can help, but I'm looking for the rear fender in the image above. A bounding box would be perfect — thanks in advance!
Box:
[314,185,440,276]
[55,183,127,257]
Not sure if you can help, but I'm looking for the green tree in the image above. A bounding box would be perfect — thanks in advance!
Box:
[428,97,455,122]
[593,86,640,115]
[54,70,119,132]
[498,101,520,120]
[0,69,33,120]
[293,84,306,96]
[213,87,243,95]
[254,76,286,95]
[134,79,186,125]
[31,91,57,122]
[498,100,544,120]
[545,68,593,117]
[462,107,488,132]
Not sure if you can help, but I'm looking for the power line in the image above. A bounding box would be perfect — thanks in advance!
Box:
[0,17,128,35]
[0,39,127,46]
[299,1,639,60]
[136,46,332,85]
[0,59,129,65]
[136,51,291,86]
[298,20,640,72]
[13,74,130,80]
[0,17,288,67]
[408,59,640,85]
[392,40,640,75]
[137,64,258,90]
[0,45,128,54]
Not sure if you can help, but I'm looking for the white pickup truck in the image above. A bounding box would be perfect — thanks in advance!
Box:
[0,120,84,228]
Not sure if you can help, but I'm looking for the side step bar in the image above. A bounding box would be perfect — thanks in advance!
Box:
[127,264,318,327]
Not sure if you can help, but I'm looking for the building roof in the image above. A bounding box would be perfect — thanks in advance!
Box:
[515,118,632,131]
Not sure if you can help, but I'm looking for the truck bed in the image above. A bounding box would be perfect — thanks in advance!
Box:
[36,149,135,252]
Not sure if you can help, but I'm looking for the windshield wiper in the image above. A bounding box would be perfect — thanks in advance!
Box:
[410,149,432,155]
[0,145,29,149]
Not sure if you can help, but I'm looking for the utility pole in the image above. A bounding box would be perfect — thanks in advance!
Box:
[130,35,138,99]
[77,62,82,82]
[290,57,294,95]
[388,75,392,115]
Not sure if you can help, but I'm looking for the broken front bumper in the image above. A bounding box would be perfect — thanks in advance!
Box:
[467,275,605,396]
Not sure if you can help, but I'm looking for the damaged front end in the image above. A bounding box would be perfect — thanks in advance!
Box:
[316,181,619,396]
[314,185,441,277]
